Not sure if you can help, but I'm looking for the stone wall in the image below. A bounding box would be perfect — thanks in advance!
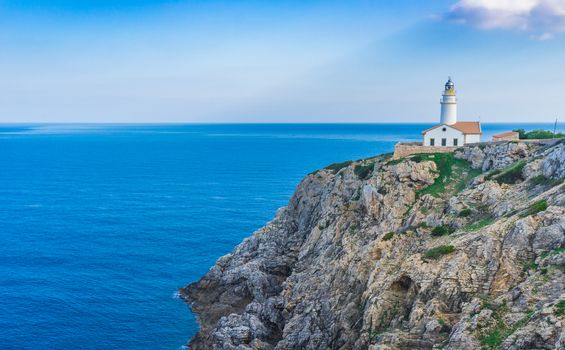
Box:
[393,142,456,159]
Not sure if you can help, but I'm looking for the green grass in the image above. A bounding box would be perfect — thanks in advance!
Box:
[539,247,565,259]
[522,261,538,272]
[354,162,375,180]
[324,160,353,174]
[415,154,453,197]
[382,231,395,241]
[454,167,482,193]
[480,296,493,311]
[528,175,563,187]
[479,309,534,349]
[458,208,472,217]
[480,326,504,349]
[487,169,501,178]
[520,199,548,218]
[387,157,405,165]
[410,154,426,163]
[423,245,455,259]
[488,160,526,185]
[415,153,478,198]
[431,225,453,237]
[464,216,495,232]
[529,174,546,185]
[554,300,565,317]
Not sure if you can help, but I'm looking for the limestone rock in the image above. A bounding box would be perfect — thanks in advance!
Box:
[182,140,565,350]
[543,142,565,179]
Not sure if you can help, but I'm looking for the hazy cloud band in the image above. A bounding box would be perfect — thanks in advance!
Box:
[448,0,565,39]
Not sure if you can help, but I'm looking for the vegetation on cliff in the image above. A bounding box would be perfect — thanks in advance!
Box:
[183,139,564,350]
[513,128,565,140]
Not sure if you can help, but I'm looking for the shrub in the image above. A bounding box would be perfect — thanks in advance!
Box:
[514,128,565,140]
[480,328,504,349]
[531,199,548,212]
[354,162,375,180]
[529,175,563,187]
[382,231,395,241]
[479,309,535,349]
[513,128,526,139]
[464,217,495,232]
[522,261,538,272]
[431,225,452,237]
[387,157,404,166]
[554,300,565,317]
[530,175,549,186]
[423,245,455,259]
[325,160,353,173]
[493,161,526,185]
[410,154,425,163]
[486,169,501,179]
[520,199,548,217]
[458,208,472,217]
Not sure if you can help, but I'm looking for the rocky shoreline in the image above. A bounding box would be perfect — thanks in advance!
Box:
[182,140,564,350]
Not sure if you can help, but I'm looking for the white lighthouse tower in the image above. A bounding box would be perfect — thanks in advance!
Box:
[420,78,482,147]
[440,77,457,125]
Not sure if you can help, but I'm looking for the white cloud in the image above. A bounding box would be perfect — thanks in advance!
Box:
[448,0,565,36]
[533,32,555,40]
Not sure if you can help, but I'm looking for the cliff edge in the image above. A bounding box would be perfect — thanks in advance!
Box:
[181,140,565,350]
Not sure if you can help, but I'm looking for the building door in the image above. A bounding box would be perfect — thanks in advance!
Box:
[441,138,446,146]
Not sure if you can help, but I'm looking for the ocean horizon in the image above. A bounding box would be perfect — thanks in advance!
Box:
[0,123,560,349]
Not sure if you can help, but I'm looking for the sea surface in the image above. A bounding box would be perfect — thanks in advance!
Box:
[0,123,558,349]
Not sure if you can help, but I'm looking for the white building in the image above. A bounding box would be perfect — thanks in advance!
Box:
[422,78,481,147]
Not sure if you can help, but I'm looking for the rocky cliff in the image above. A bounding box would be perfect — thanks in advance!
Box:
[181,140,565,350]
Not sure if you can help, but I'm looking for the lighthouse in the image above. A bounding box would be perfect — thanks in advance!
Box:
[440,77,457,125]
[420,78,482,147]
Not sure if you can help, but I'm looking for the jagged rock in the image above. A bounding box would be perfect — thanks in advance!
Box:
[182,140,565,350]
[533,223,564,251]
[456,140,540,171]
[543,142,565,179]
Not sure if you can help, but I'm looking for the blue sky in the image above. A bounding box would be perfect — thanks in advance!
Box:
[1,0,564,123]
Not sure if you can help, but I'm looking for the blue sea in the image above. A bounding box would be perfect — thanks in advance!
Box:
[0,123,559,349]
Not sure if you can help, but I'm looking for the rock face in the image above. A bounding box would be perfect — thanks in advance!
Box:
[182,140,565,350]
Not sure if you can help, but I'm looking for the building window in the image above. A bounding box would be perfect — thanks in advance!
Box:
[442,127,447,132]
[441,138,446,146]
[453,138,458,146]
[430,138,435,146]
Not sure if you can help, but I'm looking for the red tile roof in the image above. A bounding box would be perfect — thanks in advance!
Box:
[493,131,518,138]
[422,121,482,135]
